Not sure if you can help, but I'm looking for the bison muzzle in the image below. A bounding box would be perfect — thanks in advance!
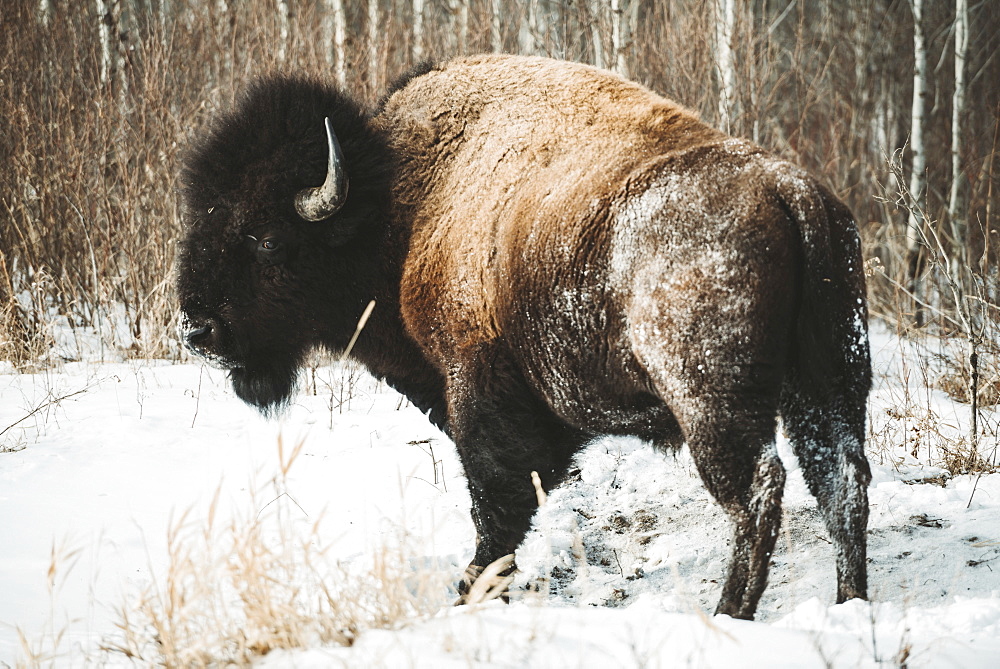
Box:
[176,54,871,620]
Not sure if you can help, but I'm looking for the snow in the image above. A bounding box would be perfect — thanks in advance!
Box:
[1,327,999,667]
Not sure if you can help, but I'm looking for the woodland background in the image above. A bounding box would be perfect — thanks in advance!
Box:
[1,0,999,390]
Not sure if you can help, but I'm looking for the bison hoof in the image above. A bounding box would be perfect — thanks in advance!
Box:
[454,554,517,605]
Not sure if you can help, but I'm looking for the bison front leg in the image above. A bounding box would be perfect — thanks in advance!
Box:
[446,350,589,602]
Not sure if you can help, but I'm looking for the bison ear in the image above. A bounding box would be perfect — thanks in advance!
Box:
[294,117,349,222]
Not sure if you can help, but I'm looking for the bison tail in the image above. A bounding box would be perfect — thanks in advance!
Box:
[774,166,871,402]
[774,167,872,605]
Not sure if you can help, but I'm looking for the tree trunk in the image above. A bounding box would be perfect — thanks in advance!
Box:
[519,0,537,55]
[491,0,502,52]
[96,0,115,86]
[322,0,347,87]
[949,0,968,263]
[714,0,736,133]
[589,0,605,69]
[369,0,380,90]
[412,0,425,63]
[907,0,929,323]
[609,0,628,78]
[276,0,290,64]
[38,0,51,26]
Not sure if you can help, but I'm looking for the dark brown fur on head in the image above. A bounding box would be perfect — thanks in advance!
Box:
[177,75,397,413]
[177,55,871,619]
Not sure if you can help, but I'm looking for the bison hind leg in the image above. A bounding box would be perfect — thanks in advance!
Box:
[668,397,787,620]
[781,384,871,603]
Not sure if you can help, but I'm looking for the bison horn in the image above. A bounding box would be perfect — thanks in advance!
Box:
[294,117,349,221]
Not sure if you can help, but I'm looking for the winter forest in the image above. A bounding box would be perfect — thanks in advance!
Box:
[2,0,1000,666]
[3,0,1000,365]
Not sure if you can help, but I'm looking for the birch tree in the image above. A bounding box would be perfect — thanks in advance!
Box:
[949,0,968,258]
[157,0,172,51]
[96,0,116,86]
[907,0,929,292]
[491,0,502,52]
[368,0,380,90]
[589,0,605,69]
[519,0,537,56]
[277,0,290,64]
[451,0,469,54]
[714,0,736,133]
[609,0,627,77]
[412,0,425,62]
[38,0,51,26]
[323,0,347,87]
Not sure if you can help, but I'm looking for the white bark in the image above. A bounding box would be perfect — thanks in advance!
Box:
[907,0,928,258]
[519,0,537,55]
[412,0,425,62]
[38,0,51,26]
[589,0,604,69]
[369,0,380,89]
[715,0,736,132]
[491,0,502,52]
[277,0,290,64]
[158,0,171,49]
[334,0,346,87]
[322,1,334,67]
[97,0,114,86]
[322,0,347,85]
[610,0,627,77]
[949,0,968,246]
[457,0,469,53]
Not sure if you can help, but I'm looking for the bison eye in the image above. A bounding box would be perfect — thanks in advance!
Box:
[253,237,286,265]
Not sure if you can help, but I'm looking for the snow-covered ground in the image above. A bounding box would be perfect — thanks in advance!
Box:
[1,328,998,667]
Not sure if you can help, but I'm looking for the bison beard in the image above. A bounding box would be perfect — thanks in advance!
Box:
[229,361,299,414]
[176,54,872,620]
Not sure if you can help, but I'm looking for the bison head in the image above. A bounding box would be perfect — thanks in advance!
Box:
[176,76,389,412]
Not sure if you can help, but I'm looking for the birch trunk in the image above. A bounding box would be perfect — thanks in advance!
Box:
[457,0,469,53]
[907,0,929,320]
[589,0,604,69]
[369,0,380,90]
[322,1,335,67]
[322,0,347,85]
[96,0,115,86]
[491,0,502,52]
[38,0,51,26]
[412,0,425,63]
[519,0,537,55]
[907,0,928,271]
[158,0,172,51]
[609,0,627,77]
[714,0,736,133]
[949,0,969,259]
[277,0,290,64]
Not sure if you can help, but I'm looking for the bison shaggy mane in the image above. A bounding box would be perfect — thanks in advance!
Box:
[176,54,872,619]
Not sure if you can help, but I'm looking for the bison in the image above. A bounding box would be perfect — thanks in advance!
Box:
[177,54,871,620]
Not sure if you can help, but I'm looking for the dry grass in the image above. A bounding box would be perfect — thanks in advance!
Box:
[14,540,83,669]
[103,438,454,666]
[866,319,999,478]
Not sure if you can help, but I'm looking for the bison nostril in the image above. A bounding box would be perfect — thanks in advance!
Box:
[184,320,216,350]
